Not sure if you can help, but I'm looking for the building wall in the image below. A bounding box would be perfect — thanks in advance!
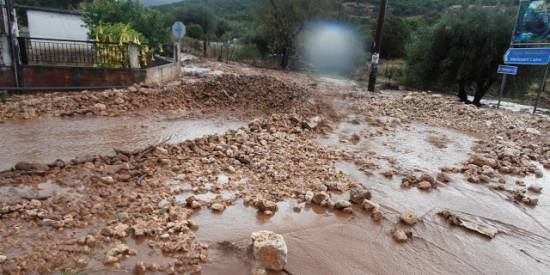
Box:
[27,10,88,40]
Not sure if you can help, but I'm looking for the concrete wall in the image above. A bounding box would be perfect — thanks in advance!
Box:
[27,10,88,40]
[0,62,178,89]
[0,65,146,88]
[145,62,181,84]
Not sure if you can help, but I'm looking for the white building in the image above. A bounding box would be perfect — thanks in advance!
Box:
[25,7,88,41]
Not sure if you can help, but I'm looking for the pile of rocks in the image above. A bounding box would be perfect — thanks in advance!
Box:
[0,75,334,121]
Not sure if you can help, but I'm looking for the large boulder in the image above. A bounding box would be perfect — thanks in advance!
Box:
[251,230,287,271]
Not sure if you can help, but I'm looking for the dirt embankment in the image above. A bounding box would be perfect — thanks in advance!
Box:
[0,75,333,121]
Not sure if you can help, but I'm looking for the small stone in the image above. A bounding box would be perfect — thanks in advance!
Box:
[516,180,526,186]
[264,210,274,215]
[523,197,539,206]
[100,176,115,184]
[190,200,201,209]
[349,188,372,204]
[334,200,352,209]
[134,262,147,275]
[255,200,278,212]
[94,103,107,111]
[342,207,353,214]
[251,231,287,271]
[0,255,7,263]
[436,172,451,183]
[371,209,383,222]
[400,210,417,225]
[361,199,380,211]
[210,203,225,212]
[417,181,431,190]
[528,184,543,193]
[312,191,329,205]
[305,191,314,203]
[392,229,409,243]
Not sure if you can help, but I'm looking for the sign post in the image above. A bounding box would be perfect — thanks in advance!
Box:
[171,21,186,63]
[496,65,519,109]
[534,64,550,114]
[503,48,550,114]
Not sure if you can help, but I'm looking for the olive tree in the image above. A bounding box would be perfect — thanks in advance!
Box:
[406,8,514,105]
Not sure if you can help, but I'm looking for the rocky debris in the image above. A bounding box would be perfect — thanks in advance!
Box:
[528,184,543,193]
[104,244,136,264]
[438,210,498,239]
[254,199,278,213]
[334,200,352,210]
[311,191,330,205]
[392,229,412,243]
[0,75,335,121]
[417,181,432,190]
[349,188,372,204]
[400,210,418,225]
[436,172,451,183]
[0,255,7,263]
[210,203,226,212]
[512,188,540,206]
[361,199,380,211]
[371,209,384,222]
[14,162,50,172]
[101,223,130,238]
[251,231,287,271]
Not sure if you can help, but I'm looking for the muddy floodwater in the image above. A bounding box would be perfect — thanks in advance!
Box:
[0,115,245,171]
[198,120,550,274]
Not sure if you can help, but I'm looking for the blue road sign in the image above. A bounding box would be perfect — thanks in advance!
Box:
[497,65,518,75]
[504,48,550,65]
[172,21,186,41]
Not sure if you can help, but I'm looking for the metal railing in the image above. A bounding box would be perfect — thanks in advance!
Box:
[18,37,132,67]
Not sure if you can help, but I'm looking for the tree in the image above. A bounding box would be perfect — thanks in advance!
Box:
[406,8,514,106]
[83,0,169,45]
[379,16,411,59]
[255,0,337,69]
[186,24,205,40]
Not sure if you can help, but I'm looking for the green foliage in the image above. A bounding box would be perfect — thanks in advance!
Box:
[83,0,169,45]
[236,43,261,62]
[90,22,145,44]
[379,16,411,59]
[406,7,514,104]
[15,0,87,9]
[186,24,205,40]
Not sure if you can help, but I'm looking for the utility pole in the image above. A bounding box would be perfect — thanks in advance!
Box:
[5,0,19,87]
[368,0,388,92]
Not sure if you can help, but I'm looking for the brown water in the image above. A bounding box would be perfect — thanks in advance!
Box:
[197,120,550,274]
[0,115,245,171]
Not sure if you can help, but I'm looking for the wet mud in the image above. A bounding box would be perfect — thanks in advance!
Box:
[0,115,244,171]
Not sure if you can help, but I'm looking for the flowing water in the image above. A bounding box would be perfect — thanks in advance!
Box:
[0,115,245,171]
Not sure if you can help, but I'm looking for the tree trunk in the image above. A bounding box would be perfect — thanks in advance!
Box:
[457,80,469,103]
[473,81,491,107]
[203,38,208,57]
[281,48,289,69]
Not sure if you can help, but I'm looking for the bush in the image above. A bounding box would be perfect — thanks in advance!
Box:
[236,43,261,62]
[186,24,205,40]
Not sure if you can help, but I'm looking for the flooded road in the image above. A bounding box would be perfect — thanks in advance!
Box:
[0,115,245,171]
[197,119,550,275]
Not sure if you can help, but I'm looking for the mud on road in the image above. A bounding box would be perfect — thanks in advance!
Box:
[1,59,550,274]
